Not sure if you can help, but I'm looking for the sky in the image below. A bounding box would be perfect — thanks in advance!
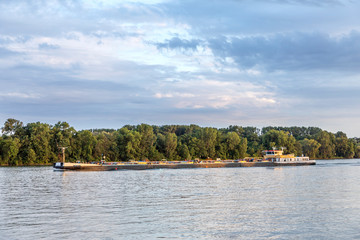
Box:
[1,0,360,137]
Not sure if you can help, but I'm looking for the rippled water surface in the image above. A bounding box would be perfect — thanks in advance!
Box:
[1,159,360,239]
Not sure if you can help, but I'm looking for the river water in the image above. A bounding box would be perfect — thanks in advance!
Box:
[1,159,360,240]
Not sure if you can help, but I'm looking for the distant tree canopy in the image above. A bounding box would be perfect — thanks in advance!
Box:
[1,119,359,166]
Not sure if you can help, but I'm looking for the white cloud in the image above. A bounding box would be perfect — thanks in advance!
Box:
[0,92,40,99]
[1,0,360,136]
[153,79,277,110]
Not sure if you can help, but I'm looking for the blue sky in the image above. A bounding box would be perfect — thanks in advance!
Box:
[1,0,360,136]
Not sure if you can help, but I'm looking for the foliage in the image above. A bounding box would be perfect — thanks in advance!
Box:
[1,119,359,166]
[300,138,321,159]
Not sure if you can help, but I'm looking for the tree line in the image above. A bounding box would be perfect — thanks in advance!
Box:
[0,118,359,166]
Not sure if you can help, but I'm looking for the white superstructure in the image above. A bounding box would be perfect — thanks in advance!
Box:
[262,149,311,163]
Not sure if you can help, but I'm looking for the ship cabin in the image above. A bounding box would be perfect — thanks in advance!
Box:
[262,149,309,163]
[263,150,283,156]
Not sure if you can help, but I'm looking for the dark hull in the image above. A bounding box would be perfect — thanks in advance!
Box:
[53,161,316,171]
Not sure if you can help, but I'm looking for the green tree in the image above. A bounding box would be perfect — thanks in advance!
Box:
[51,122,74,147]
[136,124,156,160]
[344,138,355,159]
[0,138,20,165]
[178,143,191,160]
[179,134,200,159]
[334,131,354,158]
[239,137,248,158]
[300,138,321,159]
[24,122,53,164]
[199,127,217,158]
[2,118,23,136]
[0,136,3,165]
[94,132,118,161]
[50,121,75,162]
[26,148,37,165]
[164,133,177,160]
[262,130,299,155]
[355,144,360,158]
[316,131,335,159]
[242,127,261,156]
[73,130,97,162]
[335,131,348,157]
[155,133,166,155]
[116,128,141,161]
[226,132,241,159]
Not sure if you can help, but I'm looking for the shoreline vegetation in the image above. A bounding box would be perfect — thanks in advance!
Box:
[1,118,359,166]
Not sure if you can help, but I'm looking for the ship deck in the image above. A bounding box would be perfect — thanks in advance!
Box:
[53,160,316,171]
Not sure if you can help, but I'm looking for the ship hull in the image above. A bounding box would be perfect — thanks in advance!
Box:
[53,161,316,171]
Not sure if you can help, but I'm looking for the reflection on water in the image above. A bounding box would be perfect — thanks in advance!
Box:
[1,160,360,239]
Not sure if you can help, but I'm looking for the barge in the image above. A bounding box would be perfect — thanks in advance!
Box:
[53,149,315,171]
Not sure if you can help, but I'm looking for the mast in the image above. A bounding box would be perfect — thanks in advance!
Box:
[59,147,67,163]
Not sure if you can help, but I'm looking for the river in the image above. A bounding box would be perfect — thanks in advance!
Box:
[1,159,360,240]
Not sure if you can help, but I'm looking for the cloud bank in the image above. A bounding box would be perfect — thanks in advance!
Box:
[1,0,360,136]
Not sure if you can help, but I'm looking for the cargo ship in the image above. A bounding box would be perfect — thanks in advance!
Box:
[53,148,315,171]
